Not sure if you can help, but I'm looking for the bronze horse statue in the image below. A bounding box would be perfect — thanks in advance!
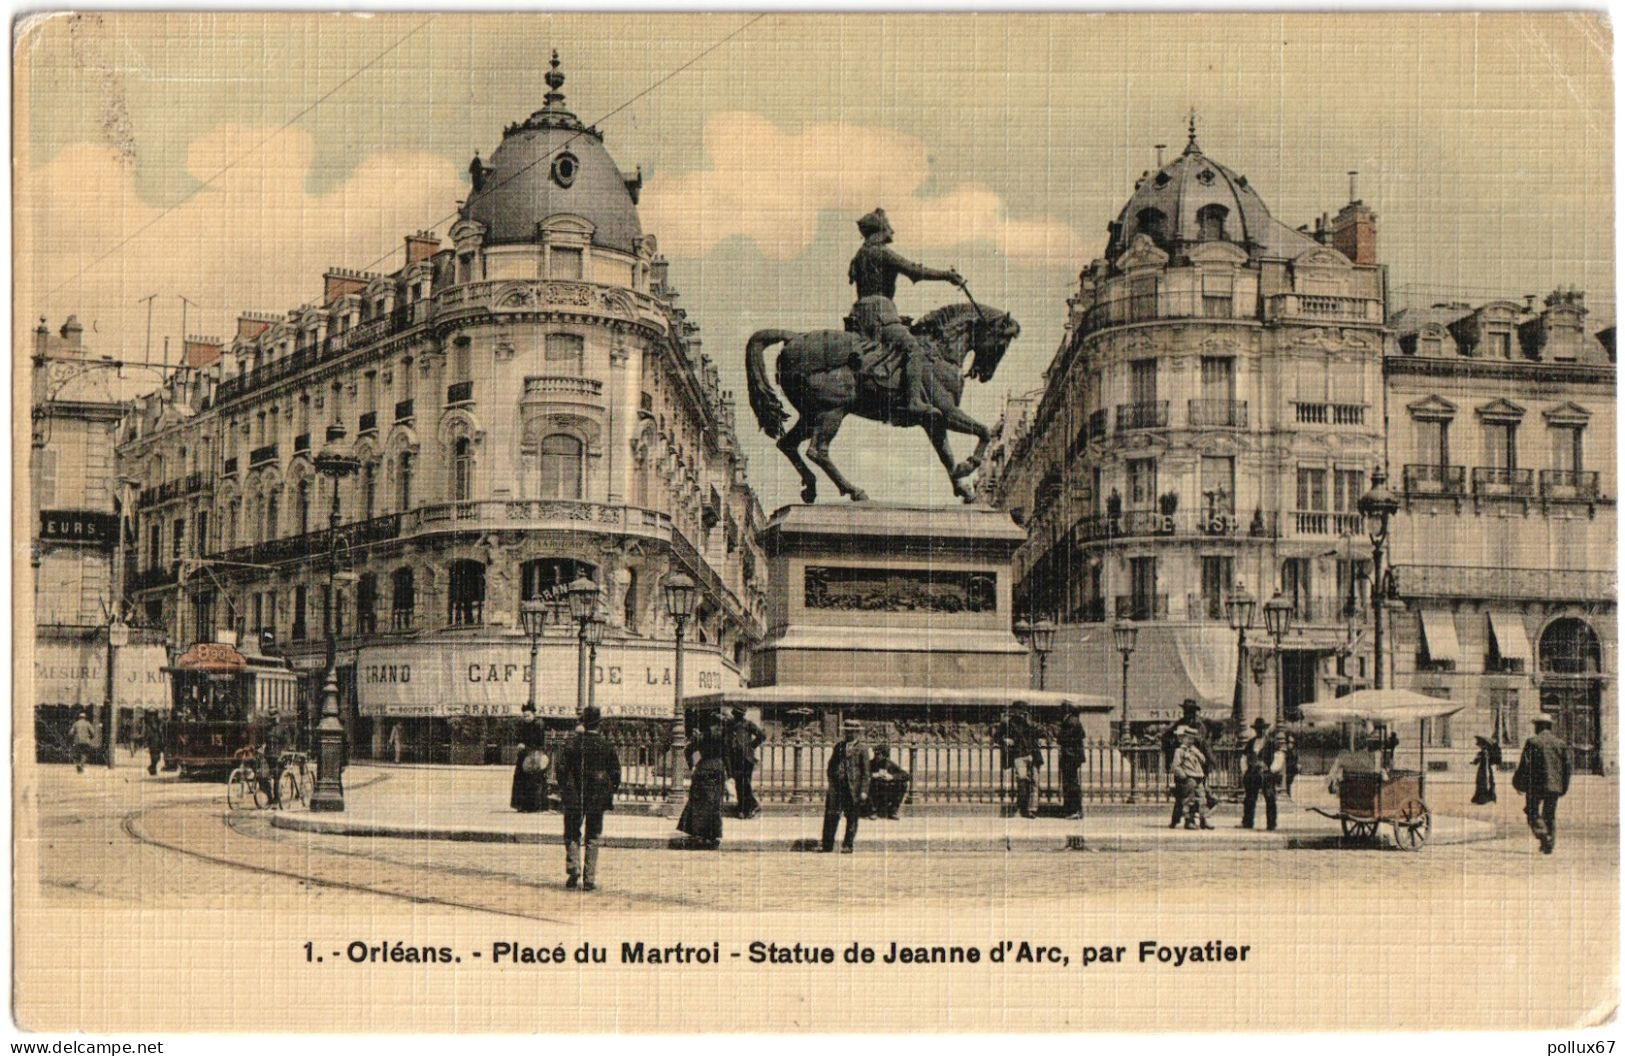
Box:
[745,302,1020,503]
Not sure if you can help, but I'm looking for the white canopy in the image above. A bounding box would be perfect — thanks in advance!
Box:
[1300,688,1465,725]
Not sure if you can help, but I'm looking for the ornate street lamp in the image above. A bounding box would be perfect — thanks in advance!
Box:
[519,599,548,714]
[566,575,598,714]
[1030,619,1056,691]
[1358,467,1402,690]
[1112,621,1138,741]
[584,608,607,711]
[1263,591,1294,725]
[1225,583,1256,727]
[660,572,698,818]
[310,426,360,813]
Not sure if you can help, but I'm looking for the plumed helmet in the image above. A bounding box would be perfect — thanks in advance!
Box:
[857,208,891,237]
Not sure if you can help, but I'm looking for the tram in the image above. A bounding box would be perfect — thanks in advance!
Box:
[167,635,302,777]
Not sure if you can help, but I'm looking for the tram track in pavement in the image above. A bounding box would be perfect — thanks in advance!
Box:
[118,770,575,924]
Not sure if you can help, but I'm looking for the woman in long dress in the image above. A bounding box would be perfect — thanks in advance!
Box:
[510,705,550,813]
[677,710,727,847]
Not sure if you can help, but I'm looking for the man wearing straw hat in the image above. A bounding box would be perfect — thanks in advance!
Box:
[1512,713,1571,855]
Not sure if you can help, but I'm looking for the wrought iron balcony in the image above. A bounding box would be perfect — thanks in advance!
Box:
[293,433,310,454]
[1539,469,1601,501]
[1115,401,1169,432]
[1187,399,1248,428]
[1114,594,1169,621]
[222,457,238,478]
[394,398,415,423]
[249,444,278,468]
[1472,466,1535,498]
[358,411,378,435]
[446,380,474,405]
[1403,463,1467,497]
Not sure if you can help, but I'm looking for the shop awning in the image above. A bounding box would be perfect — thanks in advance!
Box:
[1052,625,1236,723]
[1487,610,1533,665]
[32,641,172,712]
[1418,609,1462,666]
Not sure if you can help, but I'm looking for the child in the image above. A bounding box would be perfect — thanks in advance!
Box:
[1170,727,1213,830]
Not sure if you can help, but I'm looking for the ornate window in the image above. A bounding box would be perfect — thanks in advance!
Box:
[549,246,584,280]
[539,434,585,500]
[390,567,416,630]
[356,572,378,635]
[452,437,473,502]
[397,452,415,511]
[448,559,486,627]
[521,558,595,605]
[546,333,585,373]
[362,462,378,520]
[1196,203,1229,241]
[296,479,311,535]
[1540,619,1602,675]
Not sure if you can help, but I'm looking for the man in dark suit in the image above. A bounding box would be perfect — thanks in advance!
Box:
[1513,713,1572,855]
[866,745,912,819]
[1239,718,1281,831]
[821,720,870,853]
[554,705,622,890]
[1057,699,1087,820]
[725,705,766,819]
[997,701,1044,818]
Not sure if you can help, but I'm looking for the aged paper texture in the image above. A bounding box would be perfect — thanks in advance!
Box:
[12,11,1618,1035]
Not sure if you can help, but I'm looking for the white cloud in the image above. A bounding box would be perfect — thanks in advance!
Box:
[18,125,466,364]
[641,112,1084,269]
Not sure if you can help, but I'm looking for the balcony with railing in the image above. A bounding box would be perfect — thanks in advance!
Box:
[1115,401,1169,433]
[1403,463,1467,497]
[1472,466,1535,499]
[1074,598,1107,624]
[1263,293,1384,325]
[249,444,279,468]
[1076,509,1261,543]
[1114,594,1169,621]
[446,380,474,405]
[394,398,414,423]
[1294,402,1366,426]
[1283,596,1367,625]
[222,456,238,479]
[358,411,378,435]
[1187,399,1248,428]
[523,375,605,401]
[293,433,310,455]
[1539,469,1601,502]
[390,608,416,632]
[1186,592,1230,622]
[1292,510,1364,535]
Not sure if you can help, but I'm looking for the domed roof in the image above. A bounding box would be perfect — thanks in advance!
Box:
[461,53,644,254]
[1105,120,1319,264]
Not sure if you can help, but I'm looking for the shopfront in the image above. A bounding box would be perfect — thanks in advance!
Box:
[355,639,742,763]
[33,636,172,761]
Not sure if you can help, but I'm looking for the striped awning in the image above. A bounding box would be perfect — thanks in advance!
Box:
[1487,610,1533,665]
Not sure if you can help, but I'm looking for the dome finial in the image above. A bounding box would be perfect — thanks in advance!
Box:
[544,49,566,107]
[1185,108,1200,154]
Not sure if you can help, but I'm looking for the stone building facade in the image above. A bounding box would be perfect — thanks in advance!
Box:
[985,129,1392,732]
[1386,292,1616,774]
[30,317,169,758]
[114,58,768,760]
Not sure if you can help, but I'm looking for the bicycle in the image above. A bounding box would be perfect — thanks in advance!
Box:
[277,751,310,807]
[225,747,269,810]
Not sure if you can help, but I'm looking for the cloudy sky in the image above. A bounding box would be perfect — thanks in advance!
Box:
[16,12,1613,509]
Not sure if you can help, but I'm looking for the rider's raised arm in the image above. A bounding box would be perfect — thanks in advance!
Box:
[883,247,956,285]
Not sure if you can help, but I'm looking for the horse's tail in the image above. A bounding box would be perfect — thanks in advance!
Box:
[745,329,796,439]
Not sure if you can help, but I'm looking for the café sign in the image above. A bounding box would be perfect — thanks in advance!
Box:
[356,641,739,719]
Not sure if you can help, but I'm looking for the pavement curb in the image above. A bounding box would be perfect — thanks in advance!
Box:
[269,810,1497,852]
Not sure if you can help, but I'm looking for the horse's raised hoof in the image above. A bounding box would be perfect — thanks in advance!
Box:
[951,459,979,480]
[801,484,817,503]
[849,490,869,503]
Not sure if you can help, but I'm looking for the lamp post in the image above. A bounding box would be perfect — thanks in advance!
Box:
[520,599,548,714]
[1358,467,1401,690]
[566,576,599,715]
[584,609,607,711]
[1262,591,1294,726]
[1112,622,1138,741]
[660,572,698,819]
[1029,619,1056,691]
[1225,583,1257,728]
[310,427,360,812]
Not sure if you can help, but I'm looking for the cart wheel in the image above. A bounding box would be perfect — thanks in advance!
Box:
[279,769,304,807]
[1392,798,1431,851]
[225,769,248,811]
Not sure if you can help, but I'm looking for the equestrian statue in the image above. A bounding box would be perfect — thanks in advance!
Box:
[745,208,1021,504]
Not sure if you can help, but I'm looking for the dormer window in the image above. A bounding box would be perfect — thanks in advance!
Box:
[1419,334,1443,357]
[1486,330,1512,359]
[1196,204,1229,241]
[551,151,580,188]
[550,246,584,281]
[1136,208,1169,247]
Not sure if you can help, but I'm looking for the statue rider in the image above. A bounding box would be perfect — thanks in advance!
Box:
[846,208,964,421]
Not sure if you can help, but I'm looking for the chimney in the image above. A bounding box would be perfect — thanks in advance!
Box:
[183,335,223,369]
[405,231,440,267]
[1154,143,1167,167]
[34,317,49,358]
[1524,294,1538,312]
[1348,170,1359,203]
[323,268,368,305]
[59,315,84,351]
[236,313,275,342]
[1329,199,1378,265]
